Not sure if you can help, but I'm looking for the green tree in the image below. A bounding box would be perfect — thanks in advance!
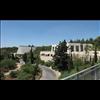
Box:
[0,47,18,59]
[10,71,18,78]
[53,40,70,71]
[0,72,5,80]
[92,37,99,63]
[70,39,73,43]
[0,59,16,72]
[0,55,4,60]
[94,46,98,63]
[77,39,81,43]
[69,53,74,69]
[81,38,85,43]
[95,36,100,50]
[86,39,89,43]
[32,63,40,80]
[30,47,35,64]
[17,64,40,80]
[89,38,94,44]
[44,61,54,67]
[22,53,27,63]
[11,54,15,60]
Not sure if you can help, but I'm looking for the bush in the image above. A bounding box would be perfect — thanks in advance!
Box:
[0,59,16,72]
[39,60,45,65]
[0,55,4,60]
[73,58,84,71]
[10,71,18,78]
[0,72,5,80]
[17,71,32,80]
[44,61,54,67]
[17,64,40,80]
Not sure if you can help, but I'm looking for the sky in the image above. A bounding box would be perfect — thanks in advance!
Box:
[1,20,100,47]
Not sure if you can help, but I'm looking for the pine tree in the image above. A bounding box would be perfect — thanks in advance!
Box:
[89,38,94,44]
[95,36,100,50]
[22,53,27,64]
[70,39,73,43]
[11,54,15,60]
[94,46,98,63]
[30,47,35,64]
[53,40,71,71]
[86,39,89,43]
[70,53,74,69]
[81,38,85,43]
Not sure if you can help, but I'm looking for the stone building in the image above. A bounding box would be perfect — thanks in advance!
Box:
[40,43,100,62]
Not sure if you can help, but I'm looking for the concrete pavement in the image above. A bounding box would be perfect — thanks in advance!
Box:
[39,65,60,80]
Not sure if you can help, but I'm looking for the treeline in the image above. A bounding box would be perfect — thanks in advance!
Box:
[34,45,51,56]
[70,36,100,43]
[0,47,18,60]
[36,46,51,51]
[70,38,94,43]
[0,47,18,54]
[70,36,100,50]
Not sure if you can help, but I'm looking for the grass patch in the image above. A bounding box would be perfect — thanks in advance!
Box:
[59,68,77,79]
[59,64,93,79]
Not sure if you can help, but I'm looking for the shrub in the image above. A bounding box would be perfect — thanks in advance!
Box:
[17,64,40,80]
[44,61,54,67]
[0,72,5,80]
[73,58,84,71]
[10,71,18,78]
[0,59,16,72]
[39,60,45,65]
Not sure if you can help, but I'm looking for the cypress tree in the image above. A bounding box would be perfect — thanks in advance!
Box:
[53,40,72,71]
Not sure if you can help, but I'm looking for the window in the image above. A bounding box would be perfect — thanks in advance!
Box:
[41,54,45,56]
[80,44,83,51]
[76,46,79,52]
[71,45,74,52]
[46,54,49,56]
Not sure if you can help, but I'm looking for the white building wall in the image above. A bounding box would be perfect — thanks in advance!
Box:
[40,43,100,62]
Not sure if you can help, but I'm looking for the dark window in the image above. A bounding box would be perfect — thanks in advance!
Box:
[76,46,79,52]
[46,54,49,56]
[71,45,74,52]
[80,44,83,51]
[41,54,45,56]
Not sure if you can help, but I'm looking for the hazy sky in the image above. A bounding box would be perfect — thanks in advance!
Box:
[1,20,100,47]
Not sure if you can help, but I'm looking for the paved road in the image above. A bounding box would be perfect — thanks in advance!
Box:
[39,65,58,80]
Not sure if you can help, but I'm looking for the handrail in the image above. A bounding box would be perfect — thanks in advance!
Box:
[61,63,100,80]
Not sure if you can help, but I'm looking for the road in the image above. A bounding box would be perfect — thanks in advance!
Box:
[39,65,58,80]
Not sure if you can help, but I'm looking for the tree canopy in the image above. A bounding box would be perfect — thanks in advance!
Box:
[53,40,72,71]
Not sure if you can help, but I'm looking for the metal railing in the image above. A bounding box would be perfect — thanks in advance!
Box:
[61,63,100,80]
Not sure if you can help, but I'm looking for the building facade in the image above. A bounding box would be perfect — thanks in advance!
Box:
[40,43,100,62]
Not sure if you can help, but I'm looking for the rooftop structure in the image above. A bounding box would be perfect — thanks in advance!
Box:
[16,45,36,55]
